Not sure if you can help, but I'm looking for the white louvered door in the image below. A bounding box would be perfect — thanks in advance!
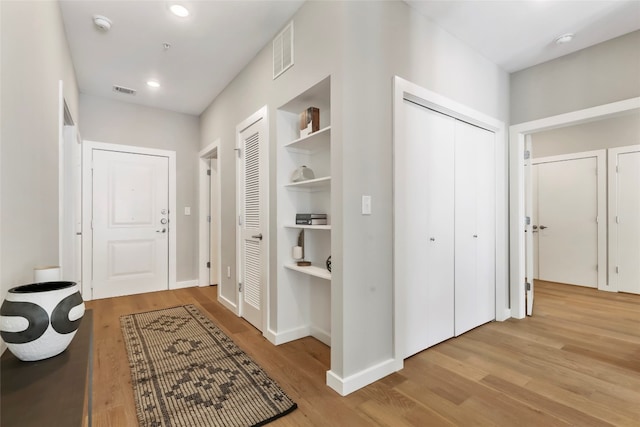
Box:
[237,109,267,331]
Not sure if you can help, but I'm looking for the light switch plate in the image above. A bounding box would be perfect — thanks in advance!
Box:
[362,195,372,215]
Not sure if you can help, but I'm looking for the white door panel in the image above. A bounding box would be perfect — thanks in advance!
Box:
[92,150,169,299]
[612,149,640,294]
[398,100,455,358]
[455,120,496,335]
[237,110,267,331]
[536,157,598,287]
[525,137,535,315]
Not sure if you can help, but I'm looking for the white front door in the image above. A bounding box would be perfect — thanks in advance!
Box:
[92,149,170,299]
[535,157,599,287]
[237,108,268,331]
[609,146,640,294]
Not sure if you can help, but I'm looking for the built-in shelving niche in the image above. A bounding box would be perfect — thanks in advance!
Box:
[276,76,331,347]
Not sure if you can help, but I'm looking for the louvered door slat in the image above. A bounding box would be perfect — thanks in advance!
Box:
[244,132,260,229]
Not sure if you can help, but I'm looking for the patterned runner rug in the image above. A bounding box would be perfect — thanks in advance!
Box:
[120,305,297,427]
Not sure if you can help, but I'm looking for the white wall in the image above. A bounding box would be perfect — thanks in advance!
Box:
[199,0,345,349]
[201,0,509,392]
[79,94,200,282]
[0,0,80,353]
[338,0,509,380]
[532,112,640,158]
[511,30,640,124]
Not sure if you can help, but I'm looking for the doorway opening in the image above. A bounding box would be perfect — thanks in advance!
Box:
[509,97,640,318]
[198,140,220,291]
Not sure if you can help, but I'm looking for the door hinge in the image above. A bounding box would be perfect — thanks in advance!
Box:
[616,215,620,224]
[238,215,242,226]
[616,266,619,274]
[207,215,211,223]
[596,264,598,272]
[524,150,531,160]
[525,216,531,226]
[206,262,210,268]
[207,169,211,176]
[525,282,531,291]
[616,165,619,173]
[239,282,242,292]
[234,148,242,157]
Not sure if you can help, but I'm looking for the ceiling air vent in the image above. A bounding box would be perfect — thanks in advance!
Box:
[273,21,294,79]
[112,85,136,96]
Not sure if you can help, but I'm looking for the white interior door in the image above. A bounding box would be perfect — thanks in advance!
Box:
[609,146,640,294]
[92,149,169,299]
[524,137,535,315]
[237,109,267,331]
[397,100,455,358]
[454,120,496,335]
[535,157,599,287]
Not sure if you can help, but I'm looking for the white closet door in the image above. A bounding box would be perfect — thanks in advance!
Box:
[610,147,640,294]
[454,120,496,336]
[397,100,455,358]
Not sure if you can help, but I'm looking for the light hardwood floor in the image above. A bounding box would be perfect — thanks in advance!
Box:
[87,281,640,426]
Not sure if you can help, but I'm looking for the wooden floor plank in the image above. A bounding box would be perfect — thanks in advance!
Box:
[86,281,640,425]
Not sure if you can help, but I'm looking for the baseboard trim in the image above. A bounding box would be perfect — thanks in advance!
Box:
[310,326,331,347]
[217,294,239,315]
[326,358,402,396]
[172,280,198,290]
[266,326,310,345]
[497,308,511,322]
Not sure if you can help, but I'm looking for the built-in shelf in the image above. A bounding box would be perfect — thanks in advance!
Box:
[285,264,331,280]
[285,224,331,230]
[284,176,331,190]
[284,126,331,152]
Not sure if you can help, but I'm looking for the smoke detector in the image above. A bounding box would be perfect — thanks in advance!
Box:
[93,15,112,31]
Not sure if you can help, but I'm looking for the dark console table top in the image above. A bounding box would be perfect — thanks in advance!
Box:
[1,309,93,427]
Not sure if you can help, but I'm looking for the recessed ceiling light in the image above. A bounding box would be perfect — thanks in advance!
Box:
[146,80,161,88]
[169,4,189,18]
[555,33,575,45]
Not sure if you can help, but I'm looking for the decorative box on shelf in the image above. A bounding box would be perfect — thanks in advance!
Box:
[299,107,319,138]
[296,213,327,225]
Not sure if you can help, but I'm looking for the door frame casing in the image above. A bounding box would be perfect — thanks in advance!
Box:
[532,150,607,290]
[235,106,269,331]
[198,140,222,291]
[81,140,177,300]
[509,97,640,318]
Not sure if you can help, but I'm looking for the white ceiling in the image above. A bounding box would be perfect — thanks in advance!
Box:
[59,0,304,115]
[405,0,640,73]
[60,1,640,116]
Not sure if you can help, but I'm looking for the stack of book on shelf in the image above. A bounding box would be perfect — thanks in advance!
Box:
[296,213,327,225]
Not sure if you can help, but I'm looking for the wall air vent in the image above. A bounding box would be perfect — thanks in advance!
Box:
[273,21,294,79]
[112,85,137,96]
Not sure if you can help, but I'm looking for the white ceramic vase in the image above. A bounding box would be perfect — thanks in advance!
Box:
[0,281,85,361]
